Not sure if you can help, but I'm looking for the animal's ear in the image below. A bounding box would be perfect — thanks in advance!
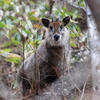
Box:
[62,16,70,26]
[41,18,50,27]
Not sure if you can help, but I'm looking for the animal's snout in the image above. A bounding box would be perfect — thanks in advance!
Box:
[54,34,60,41]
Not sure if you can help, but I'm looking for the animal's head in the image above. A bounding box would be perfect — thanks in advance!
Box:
[41,16,70,46]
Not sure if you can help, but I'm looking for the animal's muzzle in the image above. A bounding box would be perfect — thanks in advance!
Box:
[54,34,60,41]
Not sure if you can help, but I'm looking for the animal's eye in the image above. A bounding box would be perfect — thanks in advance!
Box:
[60,25,63,31]
[49,26,53,30]
[60,25,63,30]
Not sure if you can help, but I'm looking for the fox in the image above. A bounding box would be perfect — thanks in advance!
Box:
[16,16,70,97]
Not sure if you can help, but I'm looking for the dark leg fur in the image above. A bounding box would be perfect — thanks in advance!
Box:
[22,77,31,96]
[17,71,31,97]
[40,67,59,88]
[46,73,57,83]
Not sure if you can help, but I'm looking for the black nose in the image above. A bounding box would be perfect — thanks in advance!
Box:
[54,34,60,41]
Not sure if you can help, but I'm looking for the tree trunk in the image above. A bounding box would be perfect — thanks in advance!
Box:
[86,3,100,100]
[85,0,100,32]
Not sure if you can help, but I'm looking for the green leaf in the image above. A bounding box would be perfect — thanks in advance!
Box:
[70,33,80,38]
[32,39,41,48]
[72,10,80,19]
[15,33,21,41]
[28,11,35,16]
[23,29,31,34]
[8,29,17,36]
[11,80,17,89]
[0,48,12,54]
[29,16,39,22]
[0,1,4,7]
[7,16,17,20]
[1,52,22,63]
[3,0,11,4]
[11,37,20,46]
[0,22,6,27]
[76,25,81,33]
[70,42,76,47]
[78,0,85,7]
[1,41,11,47]
[5,58,20,63]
